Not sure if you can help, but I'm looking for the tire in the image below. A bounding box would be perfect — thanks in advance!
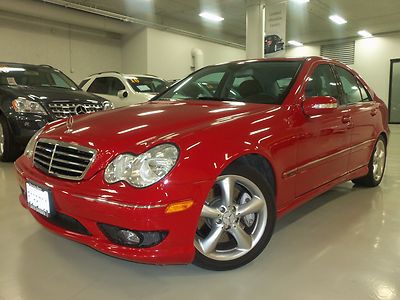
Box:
[193,164,276,271]
[352,136,387,187]
[0,115,20,162]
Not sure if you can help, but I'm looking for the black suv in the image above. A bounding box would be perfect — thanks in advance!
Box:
[0,63,112,161]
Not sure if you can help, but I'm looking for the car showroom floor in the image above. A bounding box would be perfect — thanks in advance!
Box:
[0,127,399,300]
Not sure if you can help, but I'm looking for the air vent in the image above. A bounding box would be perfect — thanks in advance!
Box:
[320,41,355,65]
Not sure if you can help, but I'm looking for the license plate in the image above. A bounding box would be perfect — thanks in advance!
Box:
[26,182,53,217]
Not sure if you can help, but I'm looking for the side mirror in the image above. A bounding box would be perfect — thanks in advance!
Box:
[303,96,338,116]
[117,90,129,99]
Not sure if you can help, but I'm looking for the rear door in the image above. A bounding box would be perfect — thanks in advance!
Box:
[333,66,378,172]
[294,63,352,197]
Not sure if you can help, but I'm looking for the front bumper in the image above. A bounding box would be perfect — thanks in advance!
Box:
[8,113,52,146]
[15,156,213,265]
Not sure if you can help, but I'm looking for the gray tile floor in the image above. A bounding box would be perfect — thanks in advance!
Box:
[1,126,399,300]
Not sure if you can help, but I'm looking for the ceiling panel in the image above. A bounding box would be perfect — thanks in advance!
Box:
[50,0,400,45]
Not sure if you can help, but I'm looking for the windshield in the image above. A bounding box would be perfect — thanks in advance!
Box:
[0,65,78,90]
[127,76,167,93]
[156,61,302,105]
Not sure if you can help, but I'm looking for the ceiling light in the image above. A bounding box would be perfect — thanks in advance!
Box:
[329,15,347,25]
[358,30,373,38]
[199,12,224,22]
[291,0,310,3]
[288,40,304,47]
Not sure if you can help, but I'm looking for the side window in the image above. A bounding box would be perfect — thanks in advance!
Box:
[78,79,90,89]
[305,64,339,99]
[109,78,125,96]
[358,81,372,102]
[335,67,363,104]
[87,77,109,94]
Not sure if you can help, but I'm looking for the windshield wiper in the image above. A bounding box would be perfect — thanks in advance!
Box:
[196,96,239,101]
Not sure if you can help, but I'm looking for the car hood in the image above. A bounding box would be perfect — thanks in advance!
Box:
[42,100,278,153]
[4,85,105,103]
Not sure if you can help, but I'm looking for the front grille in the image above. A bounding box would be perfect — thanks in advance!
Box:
[47,102,103,119]
[33,139,96,181]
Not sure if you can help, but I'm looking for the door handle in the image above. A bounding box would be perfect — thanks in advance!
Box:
[371,109,377,116]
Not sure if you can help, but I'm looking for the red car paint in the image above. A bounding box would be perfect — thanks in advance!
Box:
[15,57,389,265]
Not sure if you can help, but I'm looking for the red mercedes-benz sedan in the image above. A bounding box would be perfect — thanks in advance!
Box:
[15,57,389,270]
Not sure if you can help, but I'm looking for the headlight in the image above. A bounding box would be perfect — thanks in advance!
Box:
[12,97,47,114]
[24,127,44,158]
[104,144,179,188]
[103,100,114,110]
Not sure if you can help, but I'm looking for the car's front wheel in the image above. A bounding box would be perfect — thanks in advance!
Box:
[193,165,275,271]
[352,136,387,187]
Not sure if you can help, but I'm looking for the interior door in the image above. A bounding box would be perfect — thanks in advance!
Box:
[294,64,352,197]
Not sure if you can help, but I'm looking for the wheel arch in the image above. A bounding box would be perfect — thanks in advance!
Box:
[223,153,277,197]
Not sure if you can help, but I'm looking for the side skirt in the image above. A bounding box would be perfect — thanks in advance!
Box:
[276,165,369,218]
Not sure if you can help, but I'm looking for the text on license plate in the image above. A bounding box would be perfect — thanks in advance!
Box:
[26,182,52,217]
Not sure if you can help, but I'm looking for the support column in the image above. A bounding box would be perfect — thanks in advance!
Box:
[246,0,265,59]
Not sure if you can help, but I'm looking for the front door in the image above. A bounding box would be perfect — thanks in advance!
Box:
[294,63,352,197]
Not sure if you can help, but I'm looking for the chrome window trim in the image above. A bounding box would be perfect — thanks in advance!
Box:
[34,138,96,181]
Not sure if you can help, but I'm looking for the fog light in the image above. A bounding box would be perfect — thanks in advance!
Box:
[118,230,141,246]
[98,223,168,248]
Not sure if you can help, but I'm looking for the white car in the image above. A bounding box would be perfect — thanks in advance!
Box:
[79,72,168,108]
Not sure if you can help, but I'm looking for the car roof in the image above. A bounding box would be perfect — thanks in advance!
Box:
[85,71,162,80]
[0,62,54,69]
[212,56,345,67]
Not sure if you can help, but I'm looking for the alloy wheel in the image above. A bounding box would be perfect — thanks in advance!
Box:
[194,175,268,261]
[372,139,386,182]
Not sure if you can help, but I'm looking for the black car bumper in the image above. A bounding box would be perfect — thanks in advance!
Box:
[7,113,53,146]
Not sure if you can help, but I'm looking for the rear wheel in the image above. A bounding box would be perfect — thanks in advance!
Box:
[0,115,19,162]
[352,136,387,187]
[193,165,275,271]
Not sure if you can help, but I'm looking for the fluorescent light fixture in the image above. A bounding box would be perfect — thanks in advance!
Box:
[199,12,224,22]
[358,30,373,38]
[291,0,310,3]
[288,40,304,47]
[329,15,347,25]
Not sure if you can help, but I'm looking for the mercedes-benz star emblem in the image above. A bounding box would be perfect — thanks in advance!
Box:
[65,116,74,134]
[75,105,87,115]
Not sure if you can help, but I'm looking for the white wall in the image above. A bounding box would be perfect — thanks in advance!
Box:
[285,45,320,58]
[352,34,400,103]
[283,35,400,104]
[121,28,148,75]
[146,28,246,79]
[0,15,122,83]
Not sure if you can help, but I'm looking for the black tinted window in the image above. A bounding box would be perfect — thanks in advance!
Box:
[157,61,302,105]
[335,66,363,104]
[0,66,78,90]
[87,77,125,96]
[305,64,339,99]
[358,81,371,102]
[78,79,90,89]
